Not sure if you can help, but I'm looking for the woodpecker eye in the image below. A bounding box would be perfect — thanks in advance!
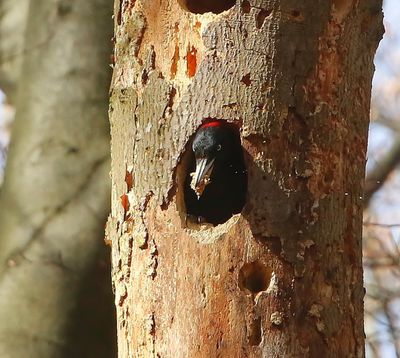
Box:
[217,144,222,151]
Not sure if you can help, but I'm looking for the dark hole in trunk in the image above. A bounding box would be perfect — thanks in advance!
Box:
[178,0,236,14]
[183,122,247,226]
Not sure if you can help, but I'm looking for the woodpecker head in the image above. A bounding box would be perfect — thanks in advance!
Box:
[191,119,241,198]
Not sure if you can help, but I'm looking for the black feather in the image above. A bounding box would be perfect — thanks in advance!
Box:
[184,122,247,225]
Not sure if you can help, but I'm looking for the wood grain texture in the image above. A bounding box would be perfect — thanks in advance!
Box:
[108,0,383,356]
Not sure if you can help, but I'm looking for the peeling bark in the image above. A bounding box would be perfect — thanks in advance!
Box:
[109,0,383,356]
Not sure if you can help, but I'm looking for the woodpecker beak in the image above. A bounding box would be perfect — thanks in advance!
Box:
[191,157,215,198]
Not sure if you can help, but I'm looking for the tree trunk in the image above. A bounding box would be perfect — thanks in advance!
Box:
[0,0,116,357]
[109,0,383,356]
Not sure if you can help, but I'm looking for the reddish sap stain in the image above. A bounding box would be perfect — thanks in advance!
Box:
[187,45,197,78]
[120,193,130,213]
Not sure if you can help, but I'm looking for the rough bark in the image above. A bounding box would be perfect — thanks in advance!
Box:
[0,0,116,357]
[109,0,383,356]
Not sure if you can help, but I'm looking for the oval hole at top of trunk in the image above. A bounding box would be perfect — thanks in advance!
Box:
[177,0,236,14]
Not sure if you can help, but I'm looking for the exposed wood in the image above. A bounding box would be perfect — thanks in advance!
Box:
[109,0,383,356]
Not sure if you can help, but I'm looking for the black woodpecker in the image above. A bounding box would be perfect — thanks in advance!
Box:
[184,119,247,225]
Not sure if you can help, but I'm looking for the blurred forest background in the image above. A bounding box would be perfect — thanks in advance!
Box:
[0,0,398,357]
[0,0,116,357]
[364,1,400,357]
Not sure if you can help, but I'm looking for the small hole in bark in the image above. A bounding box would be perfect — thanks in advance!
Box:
[248,317,262,346]
[179,119,247,226]
[241,73,252,86]
[256,8,272,28]
[241,0,251,13]
[239,261,270,294]
[177,0,235,14]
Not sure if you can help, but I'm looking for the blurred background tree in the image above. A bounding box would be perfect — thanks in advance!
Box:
[0,0,116,357]
[364,1,400,357]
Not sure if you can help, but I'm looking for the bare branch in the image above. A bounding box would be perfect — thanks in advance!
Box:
[364,136,400,206]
